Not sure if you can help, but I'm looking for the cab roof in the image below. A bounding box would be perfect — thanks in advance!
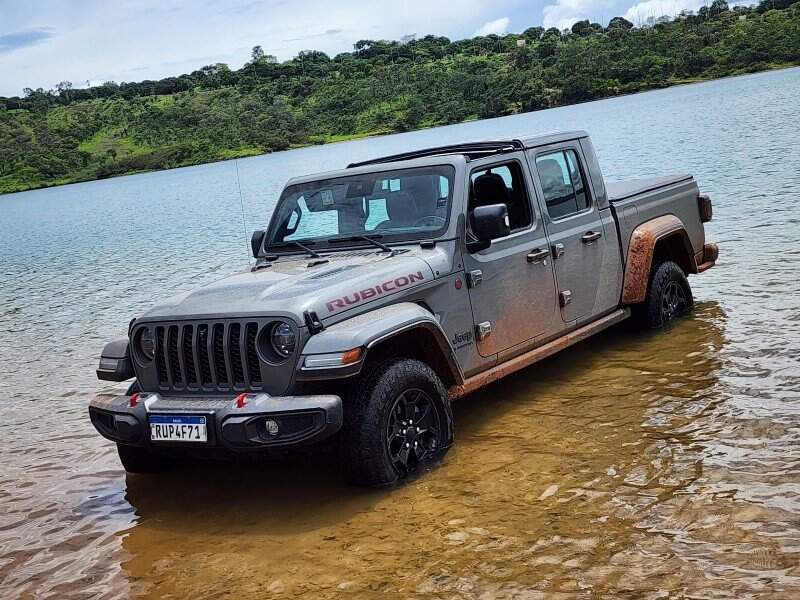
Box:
[284,130,589,186]
[346,130,588,168]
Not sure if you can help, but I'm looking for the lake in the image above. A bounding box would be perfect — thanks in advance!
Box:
[1,67,799,598]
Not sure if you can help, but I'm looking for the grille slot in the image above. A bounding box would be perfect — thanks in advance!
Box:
[197,325,212,385]
[166,325,182,387]
[183,325,197,387]
[229,323,245,389]
[212,324,227,387]
[155,327,168,384]
[153,320,264,392]
[245,323,262,388]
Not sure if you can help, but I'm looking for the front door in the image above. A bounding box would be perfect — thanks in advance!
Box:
[529,144,609,323]
[462,154,562,357]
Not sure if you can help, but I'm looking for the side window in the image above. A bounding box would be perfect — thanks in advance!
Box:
[536,149,591,220]
[469,162,532,232]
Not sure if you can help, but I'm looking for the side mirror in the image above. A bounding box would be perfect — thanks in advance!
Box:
[470,204,510,243]
[251,229,266,258]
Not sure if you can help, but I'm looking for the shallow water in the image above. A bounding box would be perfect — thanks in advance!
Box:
[1,68,799,599]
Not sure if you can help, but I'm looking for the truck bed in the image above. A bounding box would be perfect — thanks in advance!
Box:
[606,175,693,202]
[606,174,705,263]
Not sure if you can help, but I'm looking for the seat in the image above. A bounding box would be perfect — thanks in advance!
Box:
[374,190,418,230]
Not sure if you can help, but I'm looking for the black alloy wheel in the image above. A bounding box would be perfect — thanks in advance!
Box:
[386,388,442,476]
[661,279,689,323]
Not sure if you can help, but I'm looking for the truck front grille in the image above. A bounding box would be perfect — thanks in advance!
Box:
[153,321,264,392]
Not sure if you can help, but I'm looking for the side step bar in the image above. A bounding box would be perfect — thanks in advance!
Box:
[448,308,630,400]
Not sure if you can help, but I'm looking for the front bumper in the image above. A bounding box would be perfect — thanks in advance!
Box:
[89,392,342,450]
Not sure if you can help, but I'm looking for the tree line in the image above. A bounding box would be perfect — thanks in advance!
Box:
[1,0,798,194]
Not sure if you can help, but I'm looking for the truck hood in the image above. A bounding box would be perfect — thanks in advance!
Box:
[140,249,437,324]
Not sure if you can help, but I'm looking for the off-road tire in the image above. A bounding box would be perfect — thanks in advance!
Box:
[117,443,170,474]
[340,358,454,487]
[636,259,694,328]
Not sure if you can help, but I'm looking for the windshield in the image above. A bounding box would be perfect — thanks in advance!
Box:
[265,166,454,250]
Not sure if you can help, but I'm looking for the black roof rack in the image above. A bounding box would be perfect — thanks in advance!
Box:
[346,140,524,168]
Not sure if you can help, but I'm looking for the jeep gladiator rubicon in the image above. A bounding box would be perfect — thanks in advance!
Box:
[90,131,718,486]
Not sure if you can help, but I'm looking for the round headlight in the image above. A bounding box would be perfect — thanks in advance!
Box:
[138,326,155,361]
[270,322,296,358]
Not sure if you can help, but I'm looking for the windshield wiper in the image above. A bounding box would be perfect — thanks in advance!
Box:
[267,240,321,258]
[329,234,394,254]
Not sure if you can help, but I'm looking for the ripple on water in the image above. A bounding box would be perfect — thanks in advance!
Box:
[1,68,800,598]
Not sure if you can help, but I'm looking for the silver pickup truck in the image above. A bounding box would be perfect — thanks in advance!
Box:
[90,131,718,487]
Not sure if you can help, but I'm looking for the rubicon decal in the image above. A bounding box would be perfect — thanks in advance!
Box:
[326,271,426,313]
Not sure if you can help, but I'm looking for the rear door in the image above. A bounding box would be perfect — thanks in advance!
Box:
[462,153,562,357]
[529,143,610,323]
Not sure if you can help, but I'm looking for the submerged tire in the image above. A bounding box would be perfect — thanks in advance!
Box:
[637,259,694,328]
[117,443,169,474]
[341,358,454,487]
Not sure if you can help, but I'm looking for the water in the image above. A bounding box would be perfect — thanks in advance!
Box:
[1,68,799,598]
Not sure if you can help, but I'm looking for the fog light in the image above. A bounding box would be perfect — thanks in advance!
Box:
[264,419,280,436]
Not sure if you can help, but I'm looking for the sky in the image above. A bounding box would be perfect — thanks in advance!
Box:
[0,0,715,97]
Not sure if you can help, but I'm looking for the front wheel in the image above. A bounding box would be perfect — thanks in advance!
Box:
[341,358,454,487]
[637,259,694,328]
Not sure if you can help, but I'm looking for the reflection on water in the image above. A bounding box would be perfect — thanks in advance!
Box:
[119,303,733,598]
[2,68,800,598]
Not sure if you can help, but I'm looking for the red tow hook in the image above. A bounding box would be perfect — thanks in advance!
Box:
[235,393,248,409]
[129,392,140,408]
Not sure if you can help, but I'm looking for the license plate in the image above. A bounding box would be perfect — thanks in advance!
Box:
[149,415,207,443]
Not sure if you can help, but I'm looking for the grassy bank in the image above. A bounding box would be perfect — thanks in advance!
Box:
[1,0,798,195]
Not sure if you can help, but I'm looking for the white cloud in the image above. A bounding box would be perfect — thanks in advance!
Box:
[1,0,509,96]
[473,17,511,37]
[623,0,706,24]
[542,0,613,31]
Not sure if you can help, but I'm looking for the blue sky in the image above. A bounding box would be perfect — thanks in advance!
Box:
[0,0,713,97]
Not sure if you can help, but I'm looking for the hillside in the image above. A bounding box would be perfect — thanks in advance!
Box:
[1,0,798,194]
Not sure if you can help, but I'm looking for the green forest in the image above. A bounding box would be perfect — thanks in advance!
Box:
[1,0,798,194]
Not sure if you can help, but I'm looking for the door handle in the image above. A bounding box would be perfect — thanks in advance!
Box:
[527,248,550,264]
[581,231,602,244]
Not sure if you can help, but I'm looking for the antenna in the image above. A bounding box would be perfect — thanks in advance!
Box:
[234,158,252,264]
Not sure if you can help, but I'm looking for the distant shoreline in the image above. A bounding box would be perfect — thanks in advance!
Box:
[3,63,797,197]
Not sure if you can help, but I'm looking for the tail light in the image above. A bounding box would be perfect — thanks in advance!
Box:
[698,194,712,223]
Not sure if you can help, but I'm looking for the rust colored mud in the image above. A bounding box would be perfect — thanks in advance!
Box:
[448,309,629,400]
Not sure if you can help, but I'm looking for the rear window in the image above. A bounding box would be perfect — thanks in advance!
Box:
[536,149,591,219]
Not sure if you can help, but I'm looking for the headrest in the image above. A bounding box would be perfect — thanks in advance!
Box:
[385,190,417,224]
[403,175,439,214]
[473,172,510,207]
[537,159,564,187]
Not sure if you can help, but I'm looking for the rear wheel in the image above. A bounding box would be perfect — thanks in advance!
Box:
[117,443,170,474]
[341,358,454,487]
[637,259,694,328]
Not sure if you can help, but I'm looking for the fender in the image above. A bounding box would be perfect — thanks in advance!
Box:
[96,338,135,382]
[298,302,463,384]
[622,215,695,304]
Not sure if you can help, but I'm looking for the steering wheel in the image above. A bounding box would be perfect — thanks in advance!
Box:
[413,215,446,227]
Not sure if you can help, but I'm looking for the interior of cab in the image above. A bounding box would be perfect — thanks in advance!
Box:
[374,174,447,231]
[269,166,453,246]
[468,162,532,234]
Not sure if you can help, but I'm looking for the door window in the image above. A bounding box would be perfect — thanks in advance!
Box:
[469,162,532,232]
[536,150,591,220]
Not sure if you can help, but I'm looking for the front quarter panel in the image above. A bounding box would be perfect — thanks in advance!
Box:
[299,302,464,384]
